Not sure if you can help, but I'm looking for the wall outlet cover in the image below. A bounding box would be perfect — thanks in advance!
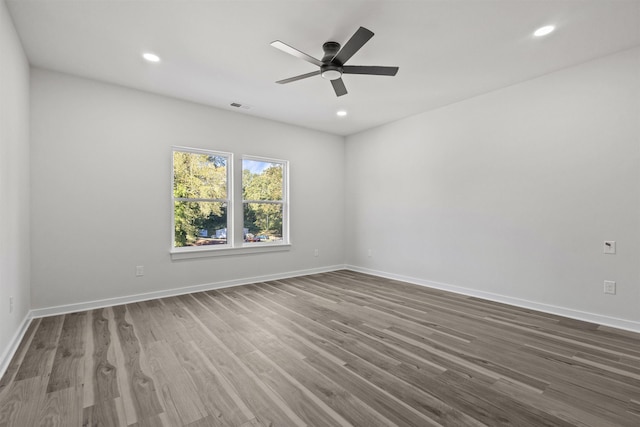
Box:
[604,280,616,295]
[604,241,616,254]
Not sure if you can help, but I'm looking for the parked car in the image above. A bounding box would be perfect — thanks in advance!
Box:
[244,233,261,242]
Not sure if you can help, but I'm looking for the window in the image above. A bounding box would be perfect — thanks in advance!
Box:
[172,148,231,250]
[171,148,289,256]
[242,157,288,244]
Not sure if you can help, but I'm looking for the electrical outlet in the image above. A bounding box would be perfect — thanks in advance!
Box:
[604,241,616,254]
[604,280,616,295]
[9,297,13,314]
[135,265,144,277]
[314,249,319,257]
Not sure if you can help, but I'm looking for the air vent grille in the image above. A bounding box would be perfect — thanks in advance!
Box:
[230,102,251,110]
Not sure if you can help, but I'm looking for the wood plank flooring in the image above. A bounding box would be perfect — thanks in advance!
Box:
[1,270,639,426]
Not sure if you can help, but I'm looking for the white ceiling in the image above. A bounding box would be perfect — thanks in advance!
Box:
[7,0,640,136]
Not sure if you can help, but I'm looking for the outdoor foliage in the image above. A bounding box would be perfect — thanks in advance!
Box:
[173,151,285,247]
[173,151,227,247]
[243,163,284,238]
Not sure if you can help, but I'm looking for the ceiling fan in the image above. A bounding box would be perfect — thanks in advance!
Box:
[271,26,399,97]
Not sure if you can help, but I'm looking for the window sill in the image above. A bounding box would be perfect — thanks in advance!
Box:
[171,243,291,260]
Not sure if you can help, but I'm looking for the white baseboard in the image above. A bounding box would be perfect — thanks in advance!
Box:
[7,262,636,380]
[346,265,640,334]
[0,313,33,381]
[2,265,344,379]
[29,264,347,319]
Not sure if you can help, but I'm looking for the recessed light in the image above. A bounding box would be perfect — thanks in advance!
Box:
[142,52,160,62]
[534,25,555,37]
[337,110,347,117]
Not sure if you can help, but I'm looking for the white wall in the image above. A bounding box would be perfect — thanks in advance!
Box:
[30,69,345,310]
[346,47,640,329]
[0,0,31,369]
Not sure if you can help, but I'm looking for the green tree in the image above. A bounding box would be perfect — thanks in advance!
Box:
[173,151,227,246]
[243,164,283,237]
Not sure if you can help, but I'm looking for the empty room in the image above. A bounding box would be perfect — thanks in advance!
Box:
[1,0,639,426]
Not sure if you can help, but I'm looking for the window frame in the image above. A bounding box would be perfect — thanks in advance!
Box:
[241,155,290,247]
[171,146,233,253]
[170,148,290,259]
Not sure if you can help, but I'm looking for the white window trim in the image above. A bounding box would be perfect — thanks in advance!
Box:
[171,146,233,254]
[170,149,290,260]
[241,155,290,248]
[170,243,291,260]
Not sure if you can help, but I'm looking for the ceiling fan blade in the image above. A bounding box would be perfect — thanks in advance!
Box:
[270,41,322,67]
[343,65,399,76]
[331,78,348,97]
[332,27,374,65]
[276,70,321,84]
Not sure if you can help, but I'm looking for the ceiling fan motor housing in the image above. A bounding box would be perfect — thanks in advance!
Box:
[321,42,341,62]
[320,42,343,80]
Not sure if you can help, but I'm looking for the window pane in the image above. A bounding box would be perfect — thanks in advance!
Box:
[174,151,227,199]
[242,159,283,201]
[174,201,227,247]
[243,203,283,242]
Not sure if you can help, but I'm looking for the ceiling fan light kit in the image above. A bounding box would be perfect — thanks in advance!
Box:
[321,65,342,81]
[271,26,399,97]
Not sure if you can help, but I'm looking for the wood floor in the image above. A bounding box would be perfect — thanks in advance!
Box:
[1,271,639,426]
